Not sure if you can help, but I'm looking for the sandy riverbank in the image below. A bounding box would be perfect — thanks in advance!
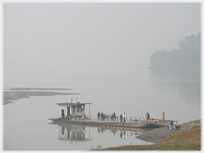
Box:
[136,119,201,143]
[3,88,80,105]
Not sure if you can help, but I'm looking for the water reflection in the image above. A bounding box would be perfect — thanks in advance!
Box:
[51,122,151,144]
[58,124,91,142]
[151,75,200,105]
[96,126,131,140]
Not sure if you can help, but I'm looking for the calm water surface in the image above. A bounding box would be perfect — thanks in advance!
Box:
[4,69,201,150]
[4,95,153,150]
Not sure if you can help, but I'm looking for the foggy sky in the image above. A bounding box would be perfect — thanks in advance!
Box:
[4,3,201,81]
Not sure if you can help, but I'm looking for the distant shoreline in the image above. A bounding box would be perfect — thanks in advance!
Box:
[3,88,80,105]
[7,87,72,90]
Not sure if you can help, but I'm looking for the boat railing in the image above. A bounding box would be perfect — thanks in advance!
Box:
[49,115,177,124]
[86,115,147,123]
[48,116,59,120]
[49,115,145,122]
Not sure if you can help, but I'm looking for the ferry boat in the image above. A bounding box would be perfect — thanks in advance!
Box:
[49,102,177,128]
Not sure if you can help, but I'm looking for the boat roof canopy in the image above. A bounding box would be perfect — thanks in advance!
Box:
[56,103,92,105]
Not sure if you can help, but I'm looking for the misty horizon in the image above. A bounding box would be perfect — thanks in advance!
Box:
[4,3,201,82]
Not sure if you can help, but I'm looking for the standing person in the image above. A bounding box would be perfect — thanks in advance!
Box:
[169,121,173,129]
[101,112,103,120]
[123,113,126,123]
[120,114,123,123]
[147,112,150,121]
[97,112,100,120]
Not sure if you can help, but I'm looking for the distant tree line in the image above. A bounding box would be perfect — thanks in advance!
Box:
[149,32,201,75]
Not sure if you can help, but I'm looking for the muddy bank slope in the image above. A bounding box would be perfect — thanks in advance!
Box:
[136,119,201,143]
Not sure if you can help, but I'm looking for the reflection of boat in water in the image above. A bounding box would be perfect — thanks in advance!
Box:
[50,122,152,143]
[50,122,91,142]
[49,102,177,129]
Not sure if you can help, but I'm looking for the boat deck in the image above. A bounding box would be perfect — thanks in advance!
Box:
[49,118,177,128]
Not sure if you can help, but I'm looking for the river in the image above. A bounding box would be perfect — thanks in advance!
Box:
[3,68,200,150]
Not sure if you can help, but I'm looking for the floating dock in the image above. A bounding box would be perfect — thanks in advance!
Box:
[49,118,177,129]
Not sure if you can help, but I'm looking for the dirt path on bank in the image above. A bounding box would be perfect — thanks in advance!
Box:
[136,119,201,143]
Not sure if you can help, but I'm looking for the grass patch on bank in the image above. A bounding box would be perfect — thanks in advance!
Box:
[100,125,201,150]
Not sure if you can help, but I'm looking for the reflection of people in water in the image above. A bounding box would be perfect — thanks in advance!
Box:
[97,127,105,134]
[123,130,126,140]
[101,128,104,134]
[120,130,123,139]
[111,129,116,135]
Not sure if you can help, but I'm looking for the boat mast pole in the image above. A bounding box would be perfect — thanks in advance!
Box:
[76,97,78,119]
[89,104,90,118]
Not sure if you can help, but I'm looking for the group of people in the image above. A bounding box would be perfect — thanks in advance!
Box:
[97,112,115,120]
[96,111,176,130]
[96,111,153,123]
[120,113,126,123]
[97,111,104,120]
[97,111,126,122]
[110,112,116,120]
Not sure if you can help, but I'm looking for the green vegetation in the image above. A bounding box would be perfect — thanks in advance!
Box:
[96,145,102,150]
[91,145,102,150]
[99,125,201,151]
[125,143,133,150]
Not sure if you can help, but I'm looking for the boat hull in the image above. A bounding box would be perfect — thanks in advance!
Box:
[49,118,165,128]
